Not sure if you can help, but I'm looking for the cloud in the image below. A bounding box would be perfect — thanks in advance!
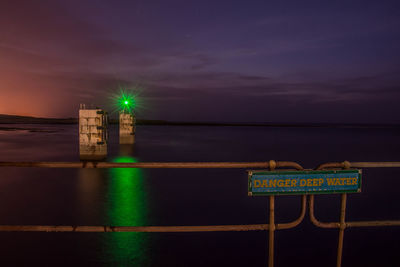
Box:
[0,0,166,75]
[137,71,400,108]
[189,54,218,70]
[1,0,399,123]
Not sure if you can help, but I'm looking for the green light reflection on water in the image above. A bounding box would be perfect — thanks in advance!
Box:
[104,156,149,265]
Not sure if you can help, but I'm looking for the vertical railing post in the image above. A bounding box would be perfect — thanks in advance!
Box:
[337,193,347,267]
[269,195,275,267]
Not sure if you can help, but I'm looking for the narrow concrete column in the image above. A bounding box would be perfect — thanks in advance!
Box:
[119,111,135,144]
[79,104,108,160]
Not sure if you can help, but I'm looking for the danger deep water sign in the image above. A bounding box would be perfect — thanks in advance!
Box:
[248,169,362,196]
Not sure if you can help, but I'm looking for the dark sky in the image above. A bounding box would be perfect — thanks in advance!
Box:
[1,0,400,123]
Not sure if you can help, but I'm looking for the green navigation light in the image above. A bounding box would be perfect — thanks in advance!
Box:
[118,93,135,113]
[110,87,143,115]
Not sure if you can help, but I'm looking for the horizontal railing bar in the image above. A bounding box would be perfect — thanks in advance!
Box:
[350,162,400,168]
[346,220,400,227]
[3,161,400,170]
[2,220,400,232]
[310,195,400,228]
[0,224,269,232]
[316,161,400,170]
[0,162,268,168]
[0,161,303,169]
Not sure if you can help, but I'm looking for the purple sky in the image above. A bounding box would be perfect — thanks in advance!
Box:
[1,0,400,123]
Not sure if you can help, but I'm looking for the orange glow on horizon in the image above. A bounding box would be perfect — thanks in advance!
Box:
[0,89,75,118]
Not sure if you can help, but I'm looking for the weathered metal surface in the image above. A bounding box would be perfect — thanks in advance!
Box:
[0,160,304,170]
[337,194,347,267]
[268,196,275,267]
[346,220,400,227]
[249,170,361,196]
[309,194,400,228]
[275,161,303,170]
[0,161,282,168]
[0,224,269,232]
[317,161,400,170]
[349,162,400,168]
[309,192,400,267]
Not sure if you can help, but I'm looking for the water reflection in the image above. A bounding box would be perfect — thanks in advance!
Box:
[105,146,149,265]
[78,145,149,265]
[107,156,147,226]
[78,168,104,224]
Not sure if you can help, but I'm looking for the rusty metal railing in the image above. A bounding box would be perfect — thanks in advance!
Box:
[0,160,399,267]
[0,160,303,169]
[311,161,400,267]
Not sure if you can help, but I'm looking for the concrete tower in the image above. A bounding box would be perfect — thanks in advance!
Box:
[79,104,108,160]
[119,111,135,144]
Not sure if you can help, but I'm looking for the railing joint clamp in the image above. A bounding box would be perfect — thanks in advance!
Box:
[269,160,276,171]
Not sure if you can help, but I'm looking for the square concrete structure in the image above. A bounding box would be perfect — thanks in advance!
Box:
[119,111,135,144]
[79,105,108,160]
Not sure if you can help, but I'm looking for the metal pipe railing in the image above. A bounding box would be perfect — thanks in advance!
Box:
[268,196,275,267]
[309,192,400,229]
[0,161,303,169]
[1,160,400,267]
[0,224,269,232]
[312,161,400,267]
[316,161,400,170]
[3,160,398,169]
[337,194,347,267]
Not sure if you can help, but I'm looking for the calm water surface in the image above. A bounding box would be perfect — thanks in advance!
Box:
[0,124,399,266]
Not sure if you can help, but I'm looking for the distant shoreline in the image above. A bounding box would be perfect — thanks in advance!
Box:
[1,114,399,129]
